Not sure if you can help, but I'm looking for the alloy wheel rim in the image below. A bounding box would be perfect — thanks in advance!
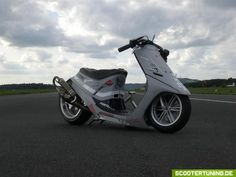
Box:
[60,98,81,119]
[151,93,182,126]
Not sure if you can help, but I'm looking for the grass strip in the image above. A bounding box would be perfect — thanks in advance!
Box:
[0,89,56,96]
[188,87,236,95]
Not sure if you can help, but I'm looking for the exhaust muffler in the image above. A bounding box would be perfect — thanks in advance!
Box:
[53,76,76,100]
[53,76,90,112]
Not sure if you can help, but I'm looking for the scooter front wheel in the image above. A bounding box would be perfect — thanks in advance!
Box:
[59,96,92,125]
[148,93,191,133]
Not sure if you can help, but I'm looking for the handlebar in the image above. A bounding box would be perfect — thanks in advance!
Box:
[117,36,164,53]
[118,44,131,52]
[118,36,146,52]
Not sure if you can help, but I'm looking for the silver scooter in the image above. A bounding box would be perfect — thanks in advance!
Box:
[53,36,191,133]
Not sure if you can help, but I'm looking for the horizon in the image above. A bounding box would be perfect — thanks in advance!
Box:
[1,0,236,84]
[1,77,236,86]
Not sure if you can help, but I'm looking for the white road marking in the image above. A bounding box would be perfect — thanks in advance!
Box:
[190,98,236,104]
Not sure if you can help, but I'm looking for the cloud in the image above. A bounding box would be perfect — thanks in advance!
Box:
[35,50,52,62]
[21,50,52,63]
[157,23,231,50]
[0,0,236,83]
[2,62,26,72]
[0,60,27,75]
[204,0,236,9]
[56,0,176,38]
[0,52,5,62]
[0,0,66,47]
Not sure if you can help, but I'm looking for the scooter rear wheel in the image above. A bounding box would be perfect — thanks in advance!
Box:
[59,96,92,125]
[148,93,191,133]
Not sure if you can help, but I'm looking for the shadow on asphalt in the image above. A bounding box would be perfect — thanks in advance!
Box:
[50,119,192,137]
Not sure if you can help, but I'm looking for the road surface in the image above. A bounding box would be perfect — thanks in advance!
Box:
[0,93,235,177]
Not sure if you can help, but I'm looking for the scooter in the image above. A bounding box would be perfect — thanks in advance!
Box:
[53,36,191,133]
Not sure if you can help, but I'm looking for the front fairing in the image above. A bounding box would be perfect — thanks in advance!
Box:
[134,44,190,95]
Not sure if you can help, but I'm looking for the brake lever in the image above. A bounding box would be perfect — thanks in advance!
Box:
[134,36,145,41]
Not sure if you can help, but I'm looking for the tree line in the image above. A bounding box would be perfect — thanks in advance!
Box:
[184,78,236,87]
[0,83,54,90]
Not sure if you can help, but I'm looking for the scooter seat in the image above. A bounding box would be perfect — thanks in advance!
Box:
[80,68,127,80]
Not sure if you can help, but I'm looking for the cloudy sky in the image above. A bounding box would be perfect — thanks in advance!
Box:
[0,0,236,84]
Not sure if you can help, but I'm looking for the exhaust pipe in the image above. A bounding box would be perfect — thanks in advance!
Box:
[53,76,90,112]
[53,76,76,100]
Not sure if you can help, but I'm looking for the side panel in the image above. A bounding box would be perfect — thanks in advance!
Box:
[71,72,126,101]
[70,75,96,112]
[126,76,185,128]
[70,73,129,125]
[134,44,190,95]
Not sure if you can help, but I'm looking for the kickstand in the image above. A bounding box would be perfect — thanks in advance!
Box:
[87,119,105,125]
[87,119,96,125]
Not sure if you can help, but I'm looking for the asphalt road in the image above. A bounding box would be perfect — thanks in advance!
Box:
[0,93,235,177]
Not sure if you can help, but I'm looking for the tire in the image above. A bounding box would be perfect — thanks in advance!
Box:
[59,96,92,125]
[148,92,191,133]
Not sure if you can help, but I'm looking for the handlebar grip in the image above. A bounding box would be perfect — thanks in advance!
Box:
[118,44,130,52]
